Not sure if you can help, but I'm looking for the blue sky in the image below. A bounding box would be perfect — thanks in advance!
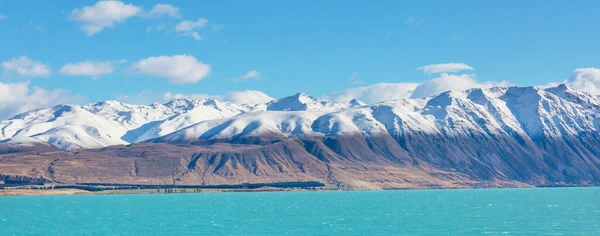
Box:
[1,0,600,116]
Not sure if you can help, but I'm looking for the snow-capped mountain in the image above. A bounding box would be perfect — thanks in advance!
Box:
[0,93,365,150]
[267,93,364,112]
[150,84,600,184]
[4,84,600,188]
[0,98,256,150]
[1,104,129,150]
[3,84,600,157]
[128,99,252,142]
[160,84,600,143]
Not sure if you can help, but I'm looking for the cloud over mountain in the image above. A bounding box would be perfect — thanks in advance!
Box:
[322,83,419,104]
[323,66,507,103]
[417,63,474,74]
[162,92,214,101]
[127,54,211,84]
[222,90,273,104]
[410,73,506,98]
[0,81,81,119]
[564,68,600,96]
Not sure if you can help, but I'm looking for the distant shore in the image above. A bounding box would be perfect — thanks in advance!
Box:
[1,180,589,196]
[0,187,322,196]
[0,181,328,196]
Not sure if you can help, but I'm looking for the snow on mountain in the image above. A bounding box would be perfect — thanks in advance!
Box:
[159,94,371,142]
[1,104,128,150]
[82,100,176,130]
[160,84,600,147]
[3,84,600,152]
[0,98,262,150]
[266,93,364,112]
[158,111,326,142]
[131,99,252,142]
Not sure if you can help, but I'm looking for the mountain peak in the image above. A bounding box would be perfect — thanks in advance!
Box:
[10,104,80,120]
[425,90,460,108]
[85,100,128,110]
[349,99,366,107]
[163,98,196,111]
[102,100,123,105]
[267,93,315,111]
[292,92,315,102]
[557,83,568,90]
[266,92,356,112]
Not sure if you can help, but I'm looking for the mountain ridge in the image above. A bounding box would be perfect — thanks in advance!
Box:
[2,84,599,150]
[3,84,600,189]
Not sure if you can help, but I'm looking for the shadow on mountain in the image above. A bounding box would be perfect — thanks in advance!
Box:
[2,132,600,189]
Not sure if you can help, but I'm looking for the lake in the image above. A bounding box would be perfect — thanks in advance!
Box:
[1,187,599,235]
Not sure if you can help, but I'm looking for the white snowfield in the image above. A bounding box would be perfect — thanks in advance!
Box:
[1,84,599,151]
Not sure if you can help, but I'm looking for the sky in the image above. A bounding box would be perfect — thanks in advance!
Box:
[1,0,600,118]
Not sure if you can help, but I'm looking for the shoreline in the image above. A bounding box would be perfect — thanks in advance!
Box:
[0,181,328,196]
[1,184,596,197]
[0,186,331,196]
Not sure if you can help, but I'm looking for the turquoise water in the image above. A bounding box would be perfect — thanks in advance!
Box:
[1,188,599,235]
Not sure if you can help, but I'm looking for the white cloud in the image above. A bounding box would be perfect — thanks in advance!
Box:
[0,14,7,20]
[128,54,211,84]
[322,83,420,104]
[2,56,51,78]
[417,63,474,74]
[406,16,424,27]
[410,73,507,98]
[116,90,164,105]
[162,90,273,105]
[322,73,508,103]
[234,70,260,81]
[0,82,82,119]
[59,61,116,78]
[222,90,274,104]
[118,91,213,105]
[148,4,180,18]
[118,90,273,106]
[564,68,600,96]
[69,0,141,36]
[175,18,208,41]
[175,18,207,32]
[409,62,506,98]
[162,92,213,101]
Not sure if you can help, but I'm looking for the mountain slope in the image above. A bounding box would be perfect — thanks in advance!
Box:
[128,99,251,142]
[1,104,129,150]
[152,85,600,185]
[267,93,364,112]
[0,98,262,149]
[2,84,600,189]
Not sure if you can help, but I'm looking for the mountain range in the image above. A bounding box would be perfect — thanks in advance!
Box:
[2,84,600,189]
